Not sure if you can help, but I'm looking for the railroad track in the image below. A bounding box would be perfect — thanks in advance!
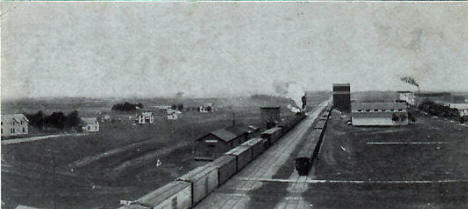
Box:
[194,101,330,209]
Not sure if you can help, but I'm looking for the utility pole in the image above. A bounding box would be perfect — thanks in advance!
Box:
[232,112,236,127]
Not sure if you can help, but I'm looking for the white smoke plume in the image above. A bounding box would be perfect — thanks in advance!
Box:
[272,80,305,112]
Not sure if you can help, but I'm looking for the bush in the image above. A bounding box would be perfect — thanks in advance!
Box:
[112,102,142,111]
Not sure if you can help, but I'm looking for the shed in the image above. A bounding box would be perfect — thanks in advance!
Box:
[194,126,249,161]
[352,102,408,126]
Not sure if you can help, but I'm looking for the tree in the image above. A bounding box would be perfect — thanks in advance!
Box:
[177,104,184,111]
[45,112,67,129]
[65,110,81,129]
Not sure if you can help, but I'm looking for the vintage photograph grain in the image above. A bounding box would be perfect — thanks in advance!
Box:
[1,2,468,209]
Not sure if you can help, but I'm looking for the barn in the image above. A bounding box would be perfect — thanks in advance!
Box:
[194,126,249,161]
[352,102,408,126]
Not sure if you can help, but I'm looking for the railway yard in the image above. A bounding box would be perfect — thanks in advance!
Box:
[191,105,468,209]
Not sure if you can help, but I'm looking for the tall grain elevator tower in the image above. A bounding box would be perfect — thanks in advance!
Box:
[333,83,351,113]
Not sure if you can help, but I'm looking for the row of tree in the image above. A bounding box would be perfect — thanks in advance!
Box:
[25,110,82,130]
[112,102,144,111]
[418,100,460,120]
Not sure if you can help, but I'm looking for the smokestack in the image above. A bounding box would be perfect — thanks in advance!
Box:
[301,93,307,110]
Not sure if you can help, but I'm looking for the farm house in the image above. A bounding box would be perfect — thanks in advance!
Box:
[81,117,100,132]
[194,126,249,160]
[351,102,408,126]
[135,112,154,124]
[1,114,29,137]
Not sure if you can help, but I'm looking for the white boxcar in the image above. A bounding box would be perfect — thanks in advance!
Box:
[177,164,218,206]
[134,181,191,209]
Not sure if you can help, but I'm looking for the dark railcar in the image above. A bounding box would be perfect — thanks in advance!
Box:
[177,164,218,206]
[261,127,283,145]
[209,155,237,186]
[295,129,324,176]
[133,181,192,209]
[241,138,265,159]
[225,145,253,172]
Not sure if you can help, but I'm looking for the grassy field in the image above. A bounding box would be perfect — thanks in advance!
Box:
[315,109,468,181]
[1,93,329,209]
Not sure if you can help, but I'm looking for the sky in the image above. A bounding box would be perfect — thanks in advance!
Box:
[1,2,468,100]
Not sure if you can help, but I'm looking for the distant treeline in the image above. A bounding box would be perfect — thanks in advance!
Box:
[25,110,82,130]
[418,101,459,120]
[112,102,143,111]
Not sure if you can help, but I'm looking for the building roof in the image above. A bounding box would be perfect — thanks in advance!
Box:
[2,114,29,123]
[352,102,407,111]
[199,126,248,143]
[261,106,280,109]
[81,117,98,124]
[333,83,350,86]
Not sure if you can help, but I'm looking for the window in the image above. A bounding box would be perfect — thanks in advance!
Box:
[358,110,362,112]
[21,121,23,125]
[23,127,26,133]
[398,109,403,111]
[366,109,370,112]
[208,144,215,148]
[374,109,379,112]
[88,126,91,130]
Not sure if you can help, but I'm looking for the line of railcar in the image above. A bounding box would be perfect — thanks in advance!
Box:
[118,114,307,209]
[295,106,332,176]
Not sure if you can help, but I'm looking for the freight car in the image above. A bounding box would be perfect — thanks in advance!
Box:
[118,115,309,209]
[240,138,266,159]
[225,145,253,171]
[261,127,283,146]
[295,128,326,176]
[209,155,237,185]
[176,164,218,206]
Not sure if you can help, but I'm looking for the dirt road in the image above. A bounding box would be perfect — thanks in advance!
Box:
[1,133,87,145]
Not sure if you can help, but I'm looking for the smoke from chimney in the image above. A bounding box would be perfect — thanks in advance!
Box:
[272,80,306,113]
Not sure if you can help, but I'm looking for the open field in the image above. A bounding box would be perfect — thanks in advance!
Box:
[314,109,468,181]
[1,92,329,209]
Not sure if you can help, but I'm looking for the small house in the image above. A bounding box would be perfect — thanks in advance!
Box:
[199,103,214,113]
[167,112,178,120]
[1,114,29,137]
[136,112,154,125]
[352,102,408,126]
[195,126,249,160]
[82,117,99,132]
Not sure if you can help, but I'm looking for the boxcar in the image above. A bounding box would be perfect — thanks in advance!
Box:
[295,138,316,176]
[241,138,265,159]
[209,155,237,186]
[261,127,283,145]
[118,204,150,209]
[177,164,218,206]
[134,181,192,209]
[225,145,253,171]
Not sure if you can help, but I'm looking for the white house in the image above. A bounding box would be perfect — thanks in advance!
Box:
[352,102,408,126]
[167,113,178,120]
[199,103,214,113]
[397,91,416,106]
[1,114,29,137]
[82,117,99,132]
[136,112,154,124]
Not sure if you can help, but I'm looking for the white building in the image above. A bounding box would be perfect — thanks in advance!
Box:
[167,113,178,120]
[136,112,154,124]
[352,102,408,126]
[82,117,99,132]
[1,114,29,137]
[397,91,416,106]
[199,103,214,113]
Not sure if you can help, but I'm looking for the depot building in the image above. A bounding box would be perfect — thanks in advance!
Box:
[351,102,409,126]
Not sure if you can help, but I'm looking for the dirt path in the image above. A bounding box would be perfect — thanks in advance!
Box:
[1,133,87,145]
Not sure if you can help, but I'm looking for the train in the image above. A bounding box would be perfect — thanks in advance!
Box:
[118,114,306,209]
[295,106,332,176]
